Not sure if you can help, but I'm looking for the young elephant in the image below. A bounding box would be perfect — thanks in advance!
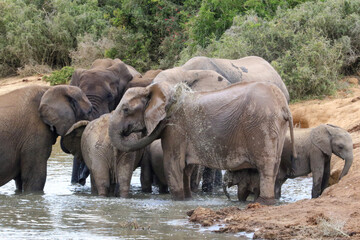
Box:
[276,124,353,199]
[109,81,295,204]
[223,169,260,201]
[62,115,143,197]
[0,85,92,192]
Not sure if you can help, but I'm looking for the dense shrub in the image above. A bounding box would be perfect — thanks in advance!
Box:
[42,66,74,85]
[179,0,360,100]
[0,0,108,76]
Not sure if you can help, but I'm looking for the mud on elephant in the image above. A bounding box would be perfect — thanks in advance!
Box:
[0,85,92,193]
[108,80,296,205]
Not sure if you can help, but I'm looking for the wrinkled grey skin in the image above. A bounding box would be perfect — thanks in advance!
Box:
[68,58,140,185]
[223,169,260,201]
[62,115,143,197]
[140,67,230,193]
[276,124,353,199]
[0,85,92,193]
[109,81,295,204]
[182,56,290,103]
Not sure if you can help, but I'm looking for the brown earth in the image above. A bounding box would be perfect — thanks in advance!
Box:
[188,86,360,239]
[0,75,49,96]
[2,75,360,239]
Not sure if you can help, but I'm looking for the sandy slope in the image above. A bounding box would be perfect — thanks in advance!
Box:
[0,75,49,96]
[188,86,360,239]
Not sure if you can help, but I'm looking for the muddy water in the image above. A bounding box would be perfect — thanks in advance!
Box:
[0,142,312,239]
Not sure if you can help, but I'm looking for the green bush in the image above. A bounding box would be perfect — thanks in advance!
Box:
[43,66,75,86]
[179,0,360,100]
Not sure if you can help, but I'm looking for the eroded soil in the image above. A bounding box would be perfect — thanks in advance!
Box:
[188,85,360,239]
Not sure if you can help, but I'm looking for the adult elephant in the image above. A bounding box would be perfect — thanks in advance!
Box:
[68,58,141,185]
[182,56,290,103]
[0,85,92,193]
[276,124,353,199]
[143,67,230,193]
[61,116,143,197]
[108,80,296,204]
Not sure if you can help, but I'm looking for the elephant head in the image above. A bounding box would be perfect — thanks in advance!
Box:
[109,82,177,152]
[71,58,137,120]
[39,85,92,136]
[311,124,353,180]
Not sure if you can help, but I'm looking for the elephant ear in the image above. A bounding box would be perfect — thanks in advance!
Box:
[144,83,172,135]
[108,59,133,83]
[311,124,332,156]
[60,120,89,159]
[70,69,86,86]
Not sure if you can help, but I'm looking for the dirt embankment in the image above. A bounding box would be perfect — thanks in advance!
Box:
[0,75,49,96]
[188,85,360,239]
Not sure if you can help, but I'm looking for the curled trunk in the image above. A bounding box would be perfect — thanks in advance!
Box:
[109,120,167,152]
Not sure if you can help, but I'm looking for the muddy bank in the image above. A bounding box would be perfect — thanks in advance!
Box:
[188,86,360,239]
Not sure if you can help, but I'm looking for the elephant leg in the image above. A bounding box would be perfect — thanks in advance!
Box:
[117,153,136,198]
[158,183,169,194]
[310,151,325,198]
[140,150,153,193]
[275,168,288,199]
[90,175,98,195]
[20,147,50,193]
[183,165,195,199]
[257,158,278,205]
[78,164,90,186]
[214,169,223,188]
[92,164,110,197]
[320,158,331,195]
[71,156,81,184]
[14,174,22,193]
[202,167,216,192]
[237,183,250,201]
[190,165,201,193]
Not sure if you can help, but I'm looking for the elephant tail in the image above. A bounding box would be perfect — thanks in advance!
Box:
[283,107,297,159]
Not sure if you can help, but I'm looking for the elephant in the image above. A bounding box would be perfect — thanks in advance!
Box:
[61,115,143,197]
[223,169,260,201]
[222,124,353,200]
[276,124,353,199]
[68,58,141,185]
[143,67,231,193]
[182,56,290,103]
[0,85,92,193]
[108,80,296,204]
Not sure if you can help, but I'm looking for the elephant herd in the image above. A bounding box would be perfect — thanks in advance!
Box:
[0,57,353,205]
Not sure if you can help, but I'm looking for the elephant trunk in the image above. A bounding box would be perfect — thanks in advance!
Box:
[109,118,167,152]
[339,154,353,180]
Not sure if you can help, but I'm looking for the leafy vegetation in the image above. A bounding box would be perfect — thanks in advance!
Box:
[43,66,74,85]
[0,0,359,99]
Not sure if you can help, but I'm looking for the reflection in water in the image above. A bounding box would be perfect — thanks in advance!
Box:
[0,141,312,239]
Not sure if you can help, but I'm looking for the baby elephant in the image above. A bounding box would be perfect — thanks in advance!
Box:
[224,124,353,200]
[223,169,259,201]
[62,115,143,197]
[277,124,353,199]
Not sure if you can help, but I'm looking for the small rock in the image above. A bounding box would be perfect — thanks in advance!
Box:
[22,79,29,82]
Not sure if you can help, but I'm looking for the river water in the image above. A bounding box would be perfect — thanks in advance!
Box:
[0,141,312,239]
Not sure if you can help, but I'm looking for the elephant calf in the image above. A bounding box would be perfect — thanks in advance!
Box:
[223,169,260,201]
[226,124,353,201]
[62,115,143,197]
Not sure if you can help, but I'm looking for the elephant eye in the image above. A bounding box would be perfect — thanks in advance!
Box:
[123,107,130,114]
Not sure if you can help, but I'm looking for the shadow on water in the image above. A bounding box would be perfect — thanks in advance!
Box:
[0,141,312,239]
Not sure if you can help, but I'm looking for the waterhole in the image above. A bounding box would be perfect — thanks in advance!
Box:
[0,141,312,239]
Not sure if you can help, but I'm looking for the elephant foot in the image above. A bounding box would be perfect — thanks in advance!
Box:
[171,191,185,201]
[255,196,276,205]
